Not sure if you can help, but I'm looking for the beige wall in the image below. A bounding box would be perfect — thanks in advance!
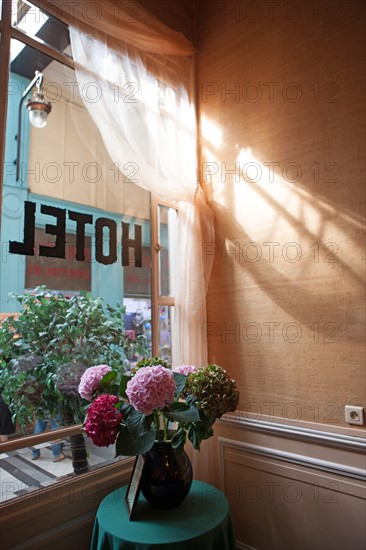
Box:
[195,2,365,547]
[196,0,365,431]
[138,0,195,42]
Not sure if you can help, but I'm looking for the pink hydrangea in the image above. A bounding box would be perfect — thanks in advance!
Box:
[173,364,197,376]
[78,364,112,401]
[126,365,176,415]
[84,394,122,447]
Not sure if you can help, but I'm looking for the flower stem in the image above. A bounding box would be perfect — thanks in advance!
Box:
[163,415,169,441]
[154,409,161,440]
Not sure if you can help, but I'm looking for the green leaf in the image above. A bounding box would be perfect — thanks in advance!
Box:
[115,425,155,456]
[99,370,117,393]
[169,401,188,410]
[173,372,187,396]
[188,424,200,450]
[125,407,153,436]
[119,374,130,397]
[187,420,214,450]
[171,427,186,450]
[120,403,133,414]
[164,403,201,423]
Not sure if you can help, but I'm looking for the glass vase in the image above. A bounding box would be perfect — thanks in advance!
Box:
[141,440,193,509]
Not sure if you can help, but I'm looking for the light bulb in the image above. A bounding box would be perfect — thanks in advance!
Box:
[28,108,48,128]
[27,92,52,128]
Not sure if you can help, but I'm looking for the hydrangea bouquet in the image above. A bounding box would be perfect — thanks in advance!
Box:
[78,358,239,456]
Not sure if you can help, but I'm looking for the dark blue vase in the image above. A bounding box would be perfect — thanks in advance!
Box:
[141,441,193,509]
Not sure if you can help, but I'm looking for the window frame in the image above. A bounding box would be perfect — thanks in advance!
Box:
[151,196,177,356]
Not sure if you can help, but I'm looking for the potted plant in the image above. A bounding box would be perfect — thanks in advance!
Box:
[78,358,239,508]
[0,286,147,472]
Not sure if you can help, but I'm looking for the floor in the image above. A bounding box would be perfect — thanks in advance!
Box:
[0,437,116,503]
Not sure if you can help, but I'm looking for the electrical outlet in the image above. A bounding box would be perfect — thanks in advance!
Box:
[345,405,365,425]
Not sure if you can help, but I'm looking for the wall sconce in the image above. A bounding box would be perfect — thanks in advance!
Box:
[15,70,52,182]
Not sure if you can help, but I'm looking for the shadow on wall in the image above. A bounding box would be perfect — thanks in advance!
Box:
[202,144,365,342]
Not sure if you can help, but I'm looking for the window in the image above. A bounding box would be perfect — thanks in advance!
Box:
[0,0,177,503]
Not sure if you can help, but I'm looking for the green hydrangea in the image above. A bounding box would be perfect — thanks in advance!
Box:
[132,356,170,375]
[186,364,239,419]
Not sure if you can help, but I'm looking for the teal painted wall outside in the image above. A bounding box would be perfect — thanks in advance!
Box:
[1,73,31,312]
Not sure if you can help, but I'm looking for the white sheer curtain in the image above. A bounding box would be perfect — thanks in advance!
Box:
[69,24,214,367]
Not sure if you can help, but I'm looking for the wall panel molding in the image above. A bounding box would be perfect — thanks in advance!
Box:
[217,427,366,550]
[221,414,366,453]
[219,437,366,483]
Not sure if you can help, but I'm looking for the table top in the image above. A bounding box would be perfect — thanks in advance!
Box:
[91,480,236,550]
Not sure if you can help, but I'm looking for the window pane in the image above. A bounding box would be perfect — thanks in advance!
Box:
[25,228,92,293]
[158,305,174,364]
[0,34,152,444]
[11,0,71,61]
[158,205,177,297]
[124,297,152,361]
[0,1,169,505]
[0,433,123,503]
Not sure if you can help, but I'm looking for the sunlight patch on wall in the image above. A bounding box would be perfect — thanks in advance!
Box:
[232,147,365,284]
[201,115,222,148]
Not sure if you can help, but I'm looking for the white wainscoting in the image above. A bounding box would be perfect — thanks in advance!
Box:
[1,419,365,550]
[215,416,365,550]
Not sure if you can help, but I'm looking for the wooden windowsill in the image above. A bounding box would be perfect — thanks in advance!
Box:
[0,424,84,453]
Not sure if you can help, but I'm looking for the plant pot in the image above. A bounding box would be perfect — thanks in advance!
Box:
[70,433,89,474]
[140,441,193,509]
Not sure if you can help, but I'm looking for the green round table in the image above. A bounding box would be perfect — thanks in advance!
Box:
[90,480,236,549]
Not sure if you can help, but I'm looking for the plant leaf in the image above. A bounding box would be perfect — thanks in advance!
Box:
[187,420,214,450]
[125,407,152,436]
[99,370,117,385]
[119,374,130,397]
[172,372,187,396]
[115,425,155,456]
[188,424,200,450]
[164,402,200,423]
[171,427,186,450]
